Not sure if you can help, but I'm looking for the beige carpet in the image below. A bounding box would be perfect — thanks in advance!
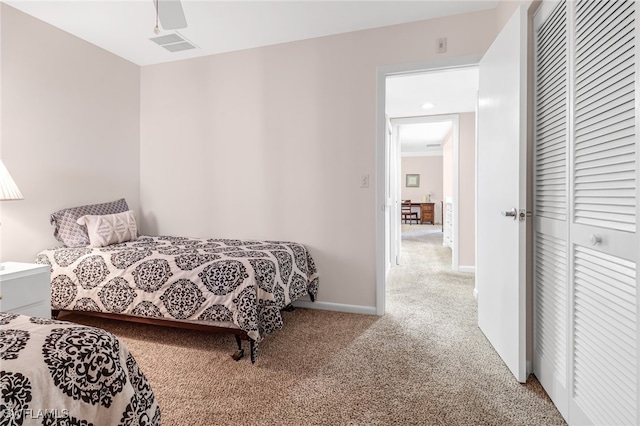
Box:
[62,225,566,425]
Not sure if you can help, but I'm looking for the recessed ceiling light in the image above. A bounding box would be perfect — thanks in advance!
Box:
[421,102,435,110]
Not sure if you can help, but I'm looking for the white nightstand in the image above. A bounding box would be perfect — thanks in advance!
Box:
[0,262,51,318]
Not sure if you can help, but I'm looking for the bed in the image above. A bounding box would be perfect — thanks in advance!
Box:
[35,199,319,363]
[0,312,160,426]
[36,235,319,361]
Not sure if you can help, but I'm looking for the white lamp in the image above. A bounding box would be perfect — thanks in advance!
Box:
[0,160,23,201]
[0,160,23,271]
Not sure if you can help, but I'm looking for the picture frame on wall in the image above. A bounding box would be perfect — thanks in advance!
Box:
[406,174,420,187]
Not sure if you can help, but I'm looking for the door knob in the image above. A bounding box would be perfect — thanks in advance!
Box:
[590,234,602,246]
[501,208,518,220]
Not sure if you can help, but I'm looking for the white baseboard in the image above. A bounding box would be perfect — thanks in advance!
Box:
[293,300,378,315]
[459,265,475,273]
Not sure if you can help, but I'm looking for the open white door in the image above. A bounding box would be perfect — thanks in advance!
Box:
[476,5,528,383]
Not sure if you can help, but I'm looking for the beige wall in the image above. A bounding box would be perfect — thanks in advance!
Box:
[0,4,498,311]
[141,12,497,309]
[0,4,141,261]
[401,156,443,223]
[0,5,3,262]
[439,113,475,269]
[496,0,532,30]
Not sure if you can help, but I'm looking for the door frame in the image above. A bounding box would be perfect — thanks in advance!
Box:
[375,56,481,315]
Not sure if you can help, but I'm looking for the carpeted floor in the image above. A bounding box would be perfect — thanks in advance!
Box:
[62,225,566,425]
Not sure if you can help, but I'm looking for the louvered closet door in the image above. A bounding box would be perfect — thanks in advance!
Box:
[569,1,638,424]
[533,0,570,419]
[533,1,640,425]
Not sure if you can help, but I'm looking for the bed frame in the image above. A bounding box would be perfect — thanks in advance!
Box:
[50,307,297,363]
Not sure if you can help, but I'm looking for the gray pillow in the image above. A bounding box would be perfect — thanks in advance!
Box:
[50,198,130,247]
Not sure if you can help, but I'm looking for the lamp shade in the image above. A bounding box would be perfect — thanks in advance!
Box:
[0,160,23,201]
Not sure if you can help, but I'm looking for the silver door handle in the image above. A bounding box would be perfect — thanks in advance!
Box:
[501,208,518,220]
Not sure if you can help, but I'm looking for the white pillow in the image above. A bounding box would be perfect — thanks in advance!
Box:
[76,210,138,247]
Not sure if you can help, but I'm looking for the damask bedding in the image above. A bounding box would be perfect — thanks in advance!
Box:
[0,312,160,426]
[35,235,319,361]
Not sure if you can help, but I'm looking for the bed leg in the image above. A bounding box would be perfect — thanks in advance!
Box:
[231,334,245,361]
[51,310,60,319]
[250,340,257,364]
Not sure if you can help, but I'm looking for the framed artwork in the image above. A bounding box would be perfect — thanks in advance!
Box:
[406,174,420,187]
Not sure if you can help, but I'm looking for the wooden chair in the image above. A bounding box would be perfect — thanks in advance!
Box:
[401,200,419,224]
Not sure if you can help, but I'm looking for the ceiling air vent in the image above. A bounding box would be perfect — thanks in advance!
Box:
[150,32,197,52]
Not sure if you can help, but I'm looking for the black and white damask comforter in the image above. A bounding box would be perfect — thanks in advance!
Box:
[0,313,160,426]
[36,236,319,346]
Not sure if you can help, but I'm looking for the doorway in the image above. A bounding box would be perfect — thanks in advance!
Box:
[391,116,454,266]
[375,62,479,315]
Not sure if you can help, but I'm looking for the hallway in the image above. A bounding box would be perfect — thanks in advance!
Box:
[385,223,565,425]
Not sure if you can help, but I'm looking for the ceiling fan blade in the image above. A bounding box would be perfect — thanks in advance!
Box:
[155,0,188,30]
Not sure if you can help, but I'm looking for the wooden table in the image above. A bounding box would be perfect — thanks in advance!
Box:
[405,202,435,224]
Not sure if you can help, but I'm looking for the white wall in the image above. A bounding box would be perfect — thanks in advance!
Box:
[140,11,498,309]
[458,112,476,269]
[0,4,141,261]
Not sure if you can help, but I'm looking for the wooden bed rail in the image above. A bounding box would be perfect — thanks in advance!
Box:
[52,309,257,363]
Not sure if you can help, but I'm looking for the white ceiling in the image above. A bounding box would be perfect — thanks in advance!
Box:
[3,0,498,66]
[400,121,452,156]
[386,67,479,118]
[386,67,479,156]
[4,1,486,157]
